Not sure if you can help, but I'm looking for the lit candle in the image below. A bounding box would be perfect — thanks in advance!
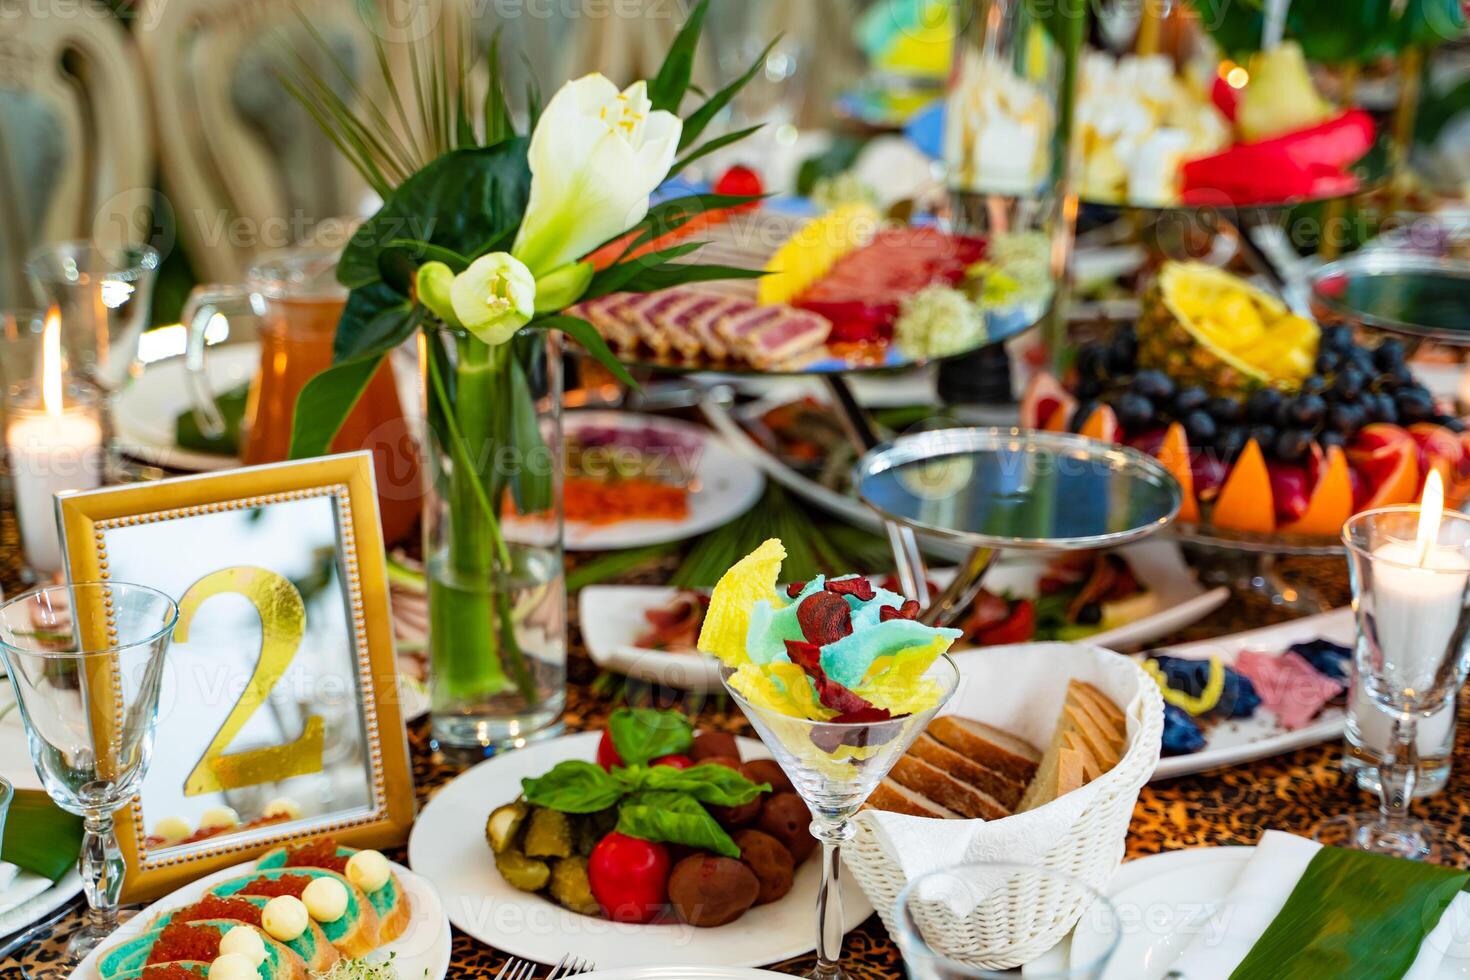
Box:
[5,310,103,574]
[1366,470,1470,702]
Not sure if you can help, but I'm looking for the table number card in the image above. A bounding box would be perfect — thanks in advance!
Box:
[57,451,414,900]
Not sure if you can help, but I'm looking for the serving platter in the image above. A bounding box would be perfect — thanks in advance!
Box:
[579,540,1226,693]
[407,732,872,971]
[1145,608,1355,781]
[70,855,451,979]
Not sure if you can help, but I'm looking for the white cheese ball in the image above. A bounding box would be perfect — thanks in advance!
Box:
[345,849,391,893]
[198,805,239,829]
[263,797,302,820]
[261,895,310,942]
[218,925,266,966]
[302,876,349,923]
[151,816,191,843]
[207,953,258,980]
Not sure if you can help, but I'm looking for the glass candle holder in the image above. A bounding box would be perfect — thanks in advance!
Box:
[1317,503,1470,859]
[4,378,104,576]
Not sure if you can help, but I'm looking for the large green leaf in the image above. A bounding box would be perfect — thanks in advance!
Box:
[2,790,82,881]
[1230,846,1469,979]
[289,354,384,459]
[532,314,637,389]
[339,140,532,289]
[331,283,418,363]
[649,0,710,112]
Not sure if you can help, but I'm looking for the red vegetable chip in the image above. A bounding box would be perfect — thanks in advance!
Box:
[797,591,853,646]
[825,576,876,601]
[786,581,807,598]
[879,600,921,622]
[784,640,874,716]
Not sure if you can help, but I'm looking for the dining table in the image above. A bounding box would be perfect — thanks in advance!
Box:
[5,515,1470,978]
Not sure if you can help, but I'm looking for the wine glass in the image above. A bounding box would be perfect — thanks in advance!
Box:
[1316,501,1470,859]
[895,862,1121,978]
[0,582,177,972]
[721,655,961,980]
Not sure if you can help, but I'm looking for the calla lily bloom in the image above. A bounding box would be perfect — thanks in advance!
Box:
[512,75,682,277]
[449,252,537,346]
[534,261,595,314]
[416,261,462,328]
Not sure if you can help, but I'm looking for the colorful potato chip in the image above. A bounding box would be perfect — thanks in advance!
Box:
[728,661,834,720]
[817,619,962,689]
[699,538,788,665]
[854,636,949,715]
[847,585,909,632]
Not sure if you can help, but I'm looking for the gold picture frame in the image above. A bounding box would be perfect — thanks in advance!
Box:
[58,451,415,901]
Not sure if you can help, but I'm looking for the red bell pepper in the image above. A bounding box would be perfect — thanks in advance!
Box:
[1181,109,1375,207]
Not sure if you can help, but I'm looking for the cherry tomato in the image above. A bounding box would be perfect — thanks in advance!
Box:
[596,730,623,772]
[588,832,669,923]
[975,598,1036,646]
[713,165,763,210]
[651,754,693,769]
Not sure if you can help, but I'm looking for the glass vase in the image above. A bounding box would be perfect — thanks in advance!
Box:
[422,323,566,754]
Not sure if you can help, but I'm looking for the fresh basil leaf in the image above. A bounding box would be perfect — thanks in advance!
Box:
[530,314,638,390]
[616,790,740,859]
[640,763,769,807]
[340,141,532,289]
[606,707,693,767]
[649,0,709,112]
[521,760,627,813]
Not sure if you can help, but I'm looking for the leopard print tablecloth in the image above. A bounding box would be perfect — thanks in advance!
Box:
[12,556,1470,978]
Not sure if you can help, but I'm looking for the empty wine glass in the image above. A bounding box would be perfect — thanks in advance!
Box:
[896,862,1121,979]
[722,655,961,980]
[0,582,176,972]
[27,241,160,395]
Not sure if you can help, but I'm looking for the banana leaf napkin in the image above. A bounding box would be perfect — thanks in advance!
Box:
[2,790,82,881]
[1168,830,1470,979]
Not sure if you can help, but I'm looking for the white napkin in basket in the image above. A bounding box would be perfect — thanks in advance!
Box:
[1168,830,1470,979]
[855,643,1150,909]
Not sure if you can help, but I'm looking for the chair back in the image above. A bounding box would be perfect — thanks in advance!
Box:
[0,0,153,306]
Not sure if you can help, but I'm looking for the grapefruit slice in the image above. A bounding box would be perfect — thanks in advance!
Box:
[1283,446,1352,537]
[1078,405,1121,442]
[1156,423,1199,523]
[1019,373,1076,431]
[1212,438,1275,533]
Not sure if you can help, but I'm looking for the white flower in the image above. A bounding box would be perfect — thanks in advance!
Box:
[449,252,537,346]
[512,74,682,277]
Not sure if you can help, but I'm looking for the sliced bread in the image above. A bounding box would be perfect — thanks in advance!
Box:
[152,895,340,973]
[889,754,1009,820]
[211,868,379,959]
[1019,680,1126,812]
[906,733,1027,810]
[927,715,1042,784]
[97,921,306,980]
[867,778,962,818]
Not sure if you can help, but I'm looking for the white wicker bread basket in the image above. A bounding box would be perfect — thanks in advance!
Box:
[845,643,1164,970]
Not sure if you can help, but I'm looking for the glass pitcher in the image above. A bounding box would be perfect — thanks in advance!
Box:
[182,246,423,545]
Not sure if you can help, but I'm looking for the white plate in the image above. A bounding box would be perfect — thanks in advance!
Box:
[408,731,873,970]
[1146,608,1356,781]
[113,345,258,472]
[557,411,765,552]
[578,540,1227,693]
[1042,847,1470,979]
[70,856,450,979]
[580,970,792,980]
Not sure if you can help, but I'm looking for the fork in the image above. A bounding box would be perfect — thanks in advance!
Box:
[548,954,596,978]
[493,959,538,980]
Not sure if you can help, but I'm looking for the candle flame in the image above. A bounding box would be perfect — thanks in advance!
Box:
[41,308,62,417]
[1416,468,1445,566]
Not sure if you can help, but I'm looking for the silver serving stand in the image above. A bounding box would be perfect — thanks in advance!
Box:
[854,428,1182,627]
[1309,251,1470,353]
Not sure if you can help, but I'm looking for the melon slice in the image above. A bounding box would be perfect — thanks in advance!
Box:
[1079,405,1120,442]
[1019,373,1076,431]
[1157,422,1200,523]
[759,203,880,306]
[1212,438,1275,533]
[1283,446,1352,537]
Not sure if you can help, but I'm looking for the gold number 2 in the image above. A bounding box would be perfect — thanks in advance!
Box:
[176,566,325,796]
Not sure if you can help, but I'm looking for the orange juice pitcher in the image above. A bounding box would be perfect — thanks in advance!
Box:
[182,246,423,544]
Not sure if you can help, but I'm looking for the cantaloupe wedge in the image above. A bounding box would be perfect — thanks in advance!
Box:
[1079,405,1121,442]
[1212,438,1275,533]
[1283,445,1351,536]
[1157,422,1199,523]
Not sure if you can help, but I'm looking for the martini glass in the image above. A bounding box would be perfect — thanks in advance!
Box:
[722,655,962,980]
[0,582,176,973]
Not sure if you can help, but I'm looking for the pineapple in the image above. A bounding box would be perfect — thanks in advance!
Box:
[1137,262,1320,396]
[759,203,881,306]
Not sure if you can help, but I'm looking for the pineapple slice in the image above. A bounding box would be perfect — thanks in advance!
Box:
[759,203,881,306]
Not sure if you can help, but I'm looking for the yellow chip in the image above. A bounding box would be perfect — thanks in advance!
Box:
[728,662,834,721]
[697,538,787,666]
[855,636,949,715]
